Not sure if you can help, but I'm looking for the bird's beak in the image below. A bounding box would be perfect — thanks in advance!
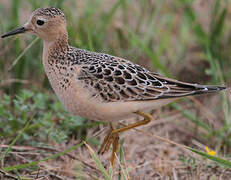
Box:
[1,26,27,38]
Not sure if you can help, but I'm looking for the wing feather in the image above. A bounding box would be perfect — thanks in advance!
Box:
[71,49,225,102]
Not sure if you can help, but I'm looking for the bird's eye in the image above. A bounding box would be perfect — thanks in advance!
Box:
[36,20,45,26]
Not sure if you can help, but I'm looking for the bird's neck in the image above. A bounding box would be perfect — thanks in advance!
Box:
[43,33,69,62]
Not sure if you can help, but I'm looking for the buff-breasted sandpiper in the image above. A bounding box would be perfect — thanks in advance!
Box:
[1,7,226,166]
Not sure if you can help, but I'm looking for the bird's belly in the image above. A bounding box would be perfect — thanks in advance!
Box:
[58,92,175,122]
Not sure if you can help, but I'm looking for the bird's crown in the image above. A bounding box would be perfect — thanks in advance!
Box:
[33,7,65,20]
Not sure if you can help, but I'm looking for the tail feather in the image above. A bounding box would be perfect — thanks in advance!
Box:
[157,84,226,99]
[151,73,226,100]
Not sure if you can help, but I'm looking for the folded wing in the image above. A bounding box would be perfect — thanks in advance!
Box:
[74,50,226,102]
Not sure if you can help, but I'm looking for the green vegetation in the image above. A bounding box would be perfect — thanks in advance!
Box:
[0,0,231,179]
[0,89,89,144]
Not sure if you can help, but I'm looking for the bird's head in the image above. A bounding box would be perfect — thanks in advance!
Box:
[1,7,67,42]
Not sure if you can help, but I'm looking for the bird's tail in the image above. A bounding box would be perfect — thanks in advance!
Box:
[151,73,227,99]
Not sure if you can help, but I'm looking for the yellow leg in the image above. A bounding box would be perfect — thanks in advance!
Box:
[98,123,115,154]
[110,111,152,134]
[111,130,119,166]
[98,123,120,166]
[98,111,152,166]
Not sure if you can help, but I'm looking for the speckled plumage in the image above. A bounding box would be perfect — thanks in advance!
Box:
[41,42,225,123]
[33,7,65,20]
[49,46,224,103]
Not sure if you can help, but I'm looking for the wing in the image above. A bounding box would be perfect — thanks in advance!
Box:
[70,49,225,102]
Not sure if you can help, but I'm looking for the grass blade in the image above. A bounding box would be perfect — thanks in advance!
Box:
[8,37,39,71]
[84,142,111,180]
[186,147,231,168]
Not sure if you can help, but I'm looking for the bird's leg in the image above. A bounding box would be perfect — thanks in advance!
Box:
[110,111,152,134]
[98,123,115,154]
[98,123,120,166]
[111,123,119,166]
[98,111,152,165]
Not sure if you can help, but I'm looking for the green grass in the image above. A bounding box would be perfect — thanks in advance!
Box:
[1,0,231,179]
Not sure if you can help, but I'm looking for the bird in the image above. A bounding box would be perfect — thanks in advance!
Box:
[1,7,226,166]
